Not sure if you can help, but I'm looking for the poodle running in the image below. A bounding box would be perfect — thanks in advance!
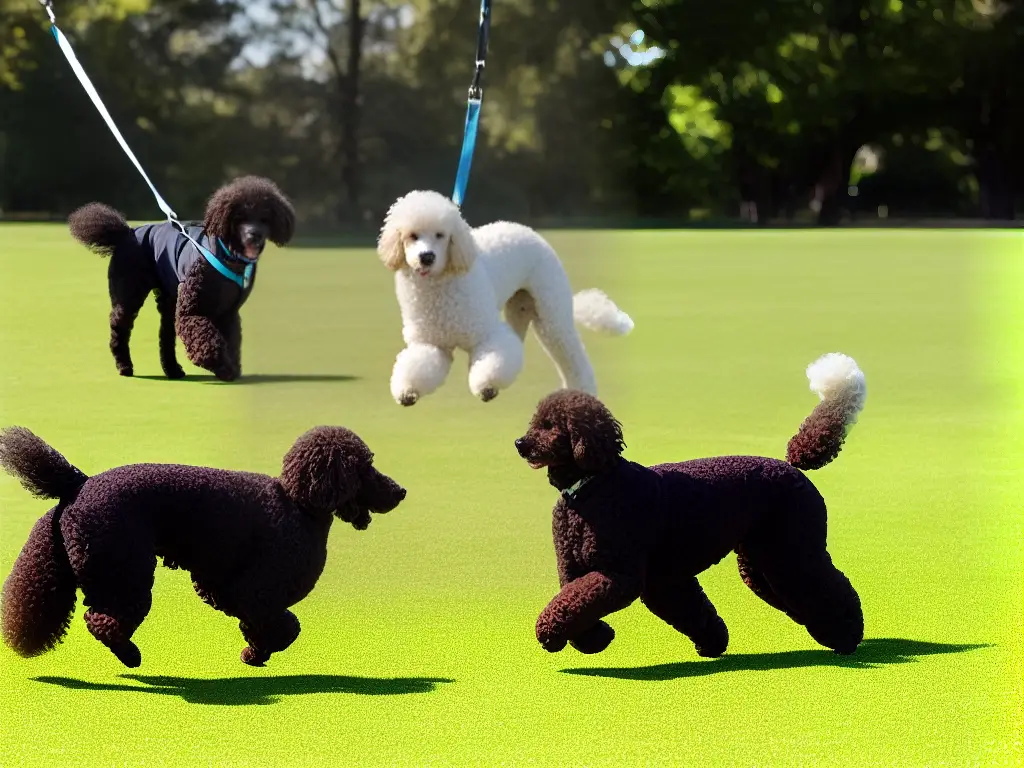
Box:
[0,425,406,668]
[377,190,634,406]
[67,176,295,381]
[514,353,867,658]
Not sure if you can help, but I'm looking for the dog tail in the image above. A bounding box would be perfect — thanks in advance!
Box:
[2,507,78,657]
[68,203,132,256]
[0,427,89,501]
[573,289,634,336]
[786,353,866,471]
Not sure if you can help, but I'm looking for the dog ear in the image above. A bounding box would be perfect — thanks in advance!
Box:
[444,214,477,275]
[337,499,373,530]
[203,185,234,241]
[569,408,625,475]
[377,215,406,271]
[268,192,296,246]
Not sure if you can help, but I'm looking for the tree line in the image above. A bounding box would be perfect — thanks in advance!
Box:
[1,0,1021,229]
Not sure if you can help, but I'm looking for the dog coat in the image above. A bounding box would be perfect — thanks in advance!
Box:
[134,221,254,297]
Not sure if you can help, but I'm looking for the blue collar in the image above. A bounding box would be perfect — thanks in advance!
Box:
[195,238,254,290]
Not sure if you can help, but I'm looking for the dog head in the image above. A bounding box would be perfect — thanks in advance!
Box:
[377,190,476,278]
[280,426,407,529]
[515,390,626,490]
[203,176,296,262]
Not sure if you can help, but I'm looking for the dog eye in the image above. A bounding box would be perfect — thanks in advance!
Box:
[435,232,444,239]
[539,420,552,430]
[408,233,419,242]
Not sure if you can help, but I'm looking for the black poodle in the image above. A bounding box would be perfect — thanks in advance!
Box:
[515,353,867,658]
[0,425,406,668]
[67,176,295,381]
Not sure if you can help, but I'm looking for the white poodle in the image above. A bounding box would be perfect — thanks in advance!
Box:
[377,190,634,406]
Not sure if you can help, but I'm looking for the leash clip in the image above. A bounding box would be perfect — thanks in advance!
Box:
[37,0,56,24]
[468,62,485,101]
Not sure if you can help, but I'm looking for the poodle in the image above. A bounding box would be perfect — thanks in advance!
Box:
[376,190,634,406]
[514,353,867,658]
[0,425,406,668]
[67,176,295,381]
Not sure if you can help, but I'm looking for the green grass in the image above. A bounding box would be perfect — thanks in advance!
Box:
[0,225,1020,766]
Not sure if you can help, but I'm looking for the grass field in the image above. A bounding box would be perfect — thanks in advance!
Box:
[0,225,1021,767]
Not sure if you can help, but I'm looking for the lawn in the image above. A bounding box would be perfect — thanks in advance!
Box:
[0,224,1020,767]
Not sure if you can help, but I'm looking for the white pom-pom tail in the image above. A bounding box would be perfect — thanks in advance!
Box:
[807,352,867,423]
[572,289,634,336]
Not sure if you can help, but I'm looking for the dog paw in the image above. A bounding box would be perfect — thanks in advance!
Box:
[241,646,268,666]
[538,634,568,653]
[694,618,729,658]
[117,366,134,378]
[569,622,615,654]
[164,366,186,380]
[112,642,142,668]
[398,391,419,407]
[479,387,499,402]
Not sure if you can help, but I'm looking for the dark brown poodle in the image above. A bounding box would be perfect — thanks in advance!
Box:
[0,425,406,668]
[67,176,295,381]
[514,353,868,659]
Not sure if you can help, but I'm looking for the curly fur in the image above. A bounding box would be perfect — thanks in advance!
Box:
[67,176,295,381]
[515,353,867,658]
[377,190,633,406]
[0,425,405,668]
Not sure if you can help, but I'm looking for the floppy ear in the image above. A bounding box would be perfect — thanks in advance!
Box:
[203,185,234,241]
[336,498,373,530]
[268,193,296,246]
[377,216,406,271]
[570,411,625,475]
[445,212,477,275]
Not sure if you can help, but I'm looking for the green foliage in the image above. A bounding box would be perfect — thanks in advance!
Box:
[0,0,1020,223]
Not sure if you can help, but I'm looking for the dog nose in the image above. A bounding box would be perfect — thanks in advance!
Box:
[397,487,407,501]
[420,252,435,267]
[515,437,529,457]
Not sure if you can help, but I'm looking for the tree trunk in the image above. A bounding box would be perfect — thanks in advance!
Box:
[815,144,857,227]
[974,86,1016,220]
[340,0,363,221]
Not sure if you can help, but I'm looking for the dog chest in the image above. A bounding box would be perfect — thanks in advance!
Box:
[396,270,499,349]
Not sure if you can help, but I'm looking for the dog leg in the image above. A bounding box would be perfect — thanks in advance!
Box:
[106,247,154,377]
[390,343,453,406]
[108,290,150,378]
[155,290,185,379]
[736,545,794,617]
[641,572,729,658]
[527,288,598,395]
[238,610,301,666]
[71,519,156,667]
[216,312,242,381]
[536,570,642,652]
[468,324,523,402]
[84,609,145,668]
[760,551,864,655]
[176,313,237,381]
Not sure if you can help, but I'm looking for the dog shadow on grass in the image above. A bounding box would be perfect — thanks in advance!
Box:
[560,638,991,681]
[133,374,359,385]
[32,673,453,706]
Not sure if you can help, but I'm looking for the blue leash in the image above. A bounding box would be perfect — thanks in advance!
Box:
[36,0,252,289]
[452,0,491,207]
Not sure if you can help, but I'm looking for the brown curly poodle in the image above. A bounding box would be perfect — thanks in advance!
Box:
[0,425,406,668]
[67,176,295,381]
[514,353,868,658]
